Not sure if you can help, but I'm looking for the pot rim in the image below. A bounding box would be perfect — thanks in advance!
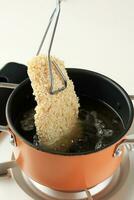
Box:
[5,68,134,156]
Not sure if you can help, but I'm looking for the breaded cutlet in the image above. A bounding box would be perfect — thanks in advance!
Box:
[27,55,79,148]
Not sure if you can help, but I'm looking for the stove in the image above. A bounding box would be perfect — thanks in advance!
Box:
[0,63,134,200]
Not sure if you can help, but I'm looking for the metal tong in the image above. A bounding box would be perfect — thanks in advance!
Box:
[36,0,67,95]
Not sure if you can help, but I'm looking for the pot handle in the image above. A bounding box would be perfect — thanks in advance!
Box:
[0,82,19,89]
[0,63,27,176]
[0,82,18,89]
[129,95,134,100]
[0,82,18,140]
[0,82,19,127]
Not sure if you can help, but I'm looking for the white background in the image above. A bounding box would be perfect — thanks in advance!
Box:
[0,0,134,94]
[0,1,134,199]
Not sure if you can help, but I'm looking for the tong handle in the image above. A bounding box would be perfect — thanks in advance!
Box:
[36,0,67,95]
[36,0,61,56]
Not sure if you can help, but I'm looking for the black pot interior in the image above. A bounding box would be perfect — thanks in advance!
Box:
[6,69,133,155]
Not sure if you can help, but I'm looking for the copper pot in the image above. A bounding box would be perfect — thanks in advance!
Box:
[0,68,134,192]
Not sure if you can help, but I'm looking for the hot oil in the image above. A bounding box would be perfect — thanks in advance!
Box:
[19,96,125,153]
[69,96,125,153]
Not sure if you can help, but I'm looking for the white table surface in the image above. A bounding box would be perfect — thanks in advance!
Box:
[0,1,134,199]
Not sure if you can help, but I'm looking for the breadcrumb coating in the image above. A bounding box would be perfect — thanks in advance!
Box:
[27,55,79,147]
